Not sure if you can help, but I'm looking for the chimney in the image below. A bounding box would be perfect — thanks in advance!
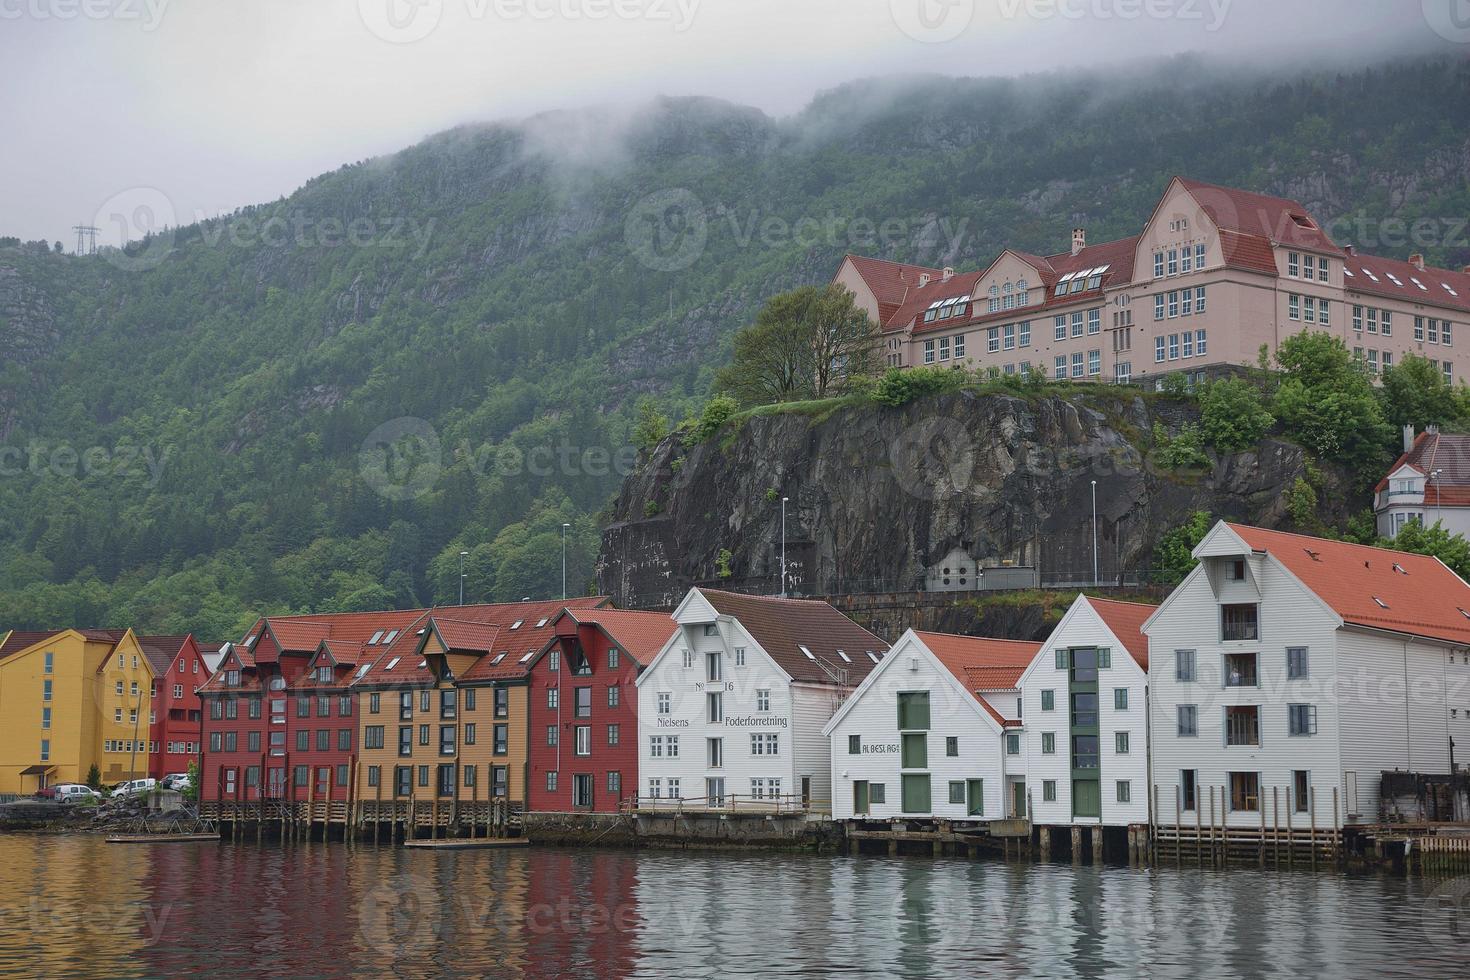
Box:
[1409,253,1425,271]
[1404,424,1416,454]
[917,272,930,288]
[1071,228,1086,256]
[941,266,954,282]
[1463,265,1470,275]
[1344,244,1355,256]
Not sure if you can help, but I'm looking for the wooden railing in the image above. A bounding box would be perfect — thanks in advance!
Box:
[626,794,830,817]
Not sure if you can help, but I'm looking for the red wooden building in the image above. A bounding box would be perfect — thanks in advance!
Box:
[526,608,674,813]
[198,609,427,804]
[139,635,214,780]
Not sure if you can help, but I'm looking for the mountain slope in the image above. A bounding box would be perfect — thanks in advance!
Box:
[1,54,1467,635]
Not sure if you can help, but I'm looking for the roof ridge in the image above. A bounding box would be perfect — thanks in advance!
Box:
[1228,522,1446,561]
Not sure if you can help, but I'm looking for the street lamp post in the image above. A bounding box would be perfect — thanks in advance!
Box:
[1091,480,1099,587]
[459,551,468,605]
[781,497,789,598]
[561,523,571,600]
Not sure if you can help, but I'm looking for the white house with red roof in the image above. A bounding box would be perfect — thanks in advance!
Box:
[1016,595,1155,834]
[636,588,887,812]
[1145,522,1470,831]
[822,630,1039,822]
[835,176,1470,386]
[1375,429,1470,539]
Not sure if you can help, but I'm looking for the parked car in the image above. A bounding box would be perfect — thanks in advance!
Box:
[160,773,190,791]
[53,784,101,803]
[111,778,158,799]
[32,786,58,800]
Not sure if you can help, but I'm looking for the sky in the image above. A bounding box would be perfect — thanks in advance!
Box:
[0,0,1461,246]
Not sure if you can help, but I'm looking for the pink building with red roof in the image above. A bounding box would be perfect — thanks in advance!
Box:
[1145,521,1470,831]
[835,176,1469,386]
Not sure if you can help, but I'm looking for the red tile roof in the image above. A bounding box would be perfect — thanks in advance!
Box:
[0,630,67,660]
[1228,523,1470,646]
[1084,597,1156,669]
[136,635,192,676]
[1377,431,1470,505]
[1178,177,1343,255]
[1343,253,1470,315]
[887,269,986,337]
[914,631,1041,693]
[557,608,676,667]
[840,254,945,328]
[902,236,1140,337]
[698,589,887,685]
[349,598,609,687]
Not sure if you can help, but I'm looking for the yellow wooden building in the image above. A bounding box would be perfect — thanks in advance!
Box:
[0,628,156,793]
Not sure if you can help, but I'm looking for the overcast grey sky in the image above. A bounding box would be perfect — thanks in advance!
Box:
[1,0,1461,246]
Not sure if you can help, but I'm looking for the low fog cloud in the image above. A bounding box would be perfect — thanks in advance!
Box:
[0,0,1457,245]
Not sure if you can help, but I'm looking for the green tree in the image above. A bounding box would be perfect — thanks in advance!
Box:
[1199,377,1275,452]
[715,284,880,406]
[85,763,102,791]
[632,399,671,453]
[1155,511,1212,585]
[1272,331,1392,474]
[1382,519,1470,580]
[691,394,739,441]
[1378,353,1468,432]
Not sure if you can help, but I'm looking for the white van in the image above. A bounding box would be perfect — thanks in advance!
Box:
[54,783,101,803]
[111,778,158,799]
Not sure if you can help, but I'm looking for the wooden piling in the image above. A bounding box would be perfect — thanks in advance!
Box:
[1309,787,1318,872]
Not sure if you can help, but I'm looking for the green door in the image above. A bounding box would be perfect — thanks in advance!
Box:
[1073,779,1101,818]
[967,779,984,817]
[1012,779,1026,818]
[853,780,870,816]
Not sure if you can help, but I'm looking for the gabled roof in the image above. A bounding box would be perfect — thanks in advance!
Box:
[839,254,944,328]
[0,630,68,661]
[696,589,887,685]
[351,597,610,687]
[1376,431,1470,505]
[913,631,1040,693]
[1225,523,1470,646]
[555,608,676,667]
[136,635,192,676]
[1342,252,1470,315]
[1177,177,1343,256]
[1084,598,1155,669]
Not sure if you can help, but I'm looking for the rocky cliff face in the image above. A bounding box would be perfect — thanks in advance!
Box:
[596,390,1350,609]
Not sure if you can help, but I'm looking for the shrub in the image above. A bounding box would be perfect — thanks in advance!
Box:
[1160,372,1190,397]
[1156,511,1212,585]
[1200,377,1274,452]
[873,366,967,407]
[690,394,739,442]
[1152,421,1210,471]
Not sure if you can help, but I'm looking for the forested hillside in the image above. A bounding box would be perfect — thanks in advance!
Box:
[2,54,1467,636]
